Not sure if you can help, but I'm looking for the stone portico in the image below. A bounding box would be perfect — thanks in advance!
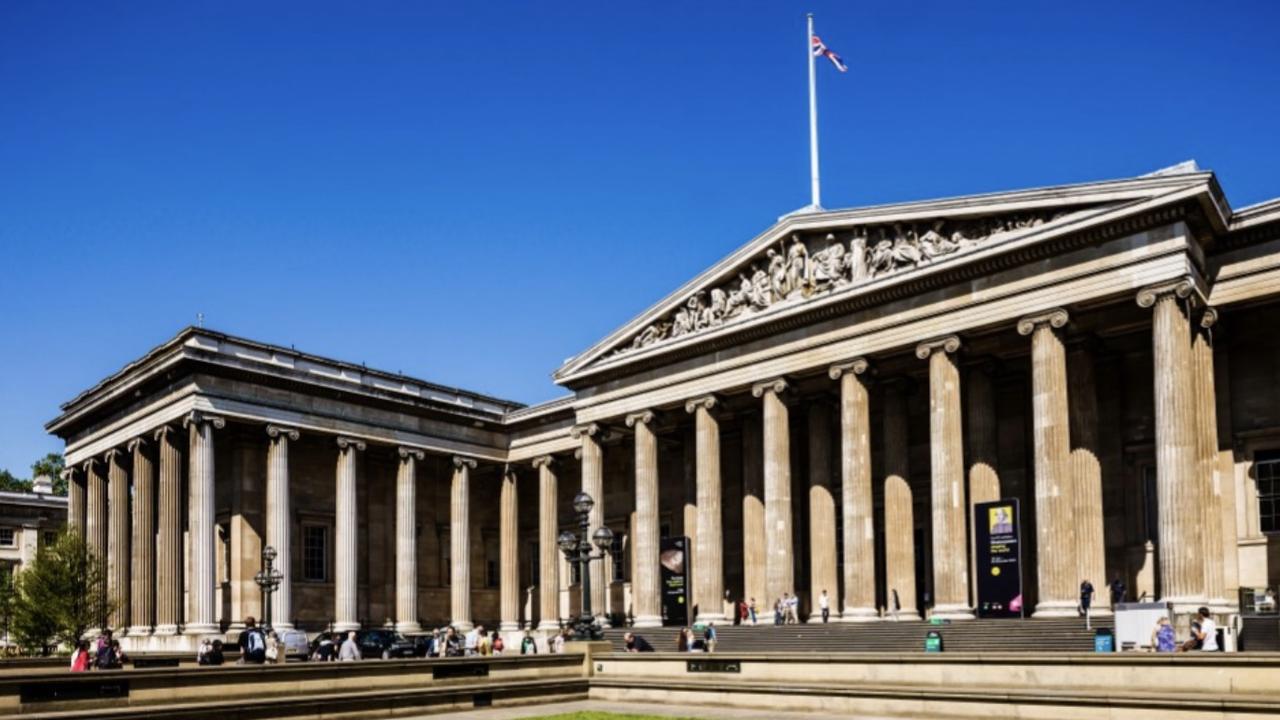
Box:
[47,165,1280,649]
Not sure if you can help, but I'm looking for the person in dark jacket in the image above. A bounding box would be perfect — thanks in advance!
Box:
[624,632,655,652]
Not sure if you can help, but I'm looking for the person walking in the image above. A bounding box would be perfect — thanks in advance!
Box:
[891,589,902,622]
[338,630,362,661]
[1151,616,1176,652]
[239,617,267,664]
[819,589,831,624]
[1108,575,1126,608]
[748,597,758,626]
[704,622,718,653]
[311,634,336,661]
[773,598,783,626]
[785,593,799,624]
[70,640,91,672]
[1079,580,1095,619]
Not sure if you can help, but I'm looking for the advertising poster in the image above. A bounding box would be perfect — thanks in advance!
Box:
[974,498,1023,618]
[660,536,690,626]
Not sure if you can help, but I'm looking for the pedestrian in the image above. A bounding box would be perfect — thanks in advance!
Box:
[266,631,282,664]
[95,633,121,669]
[1194,606,1219,652]
[552,628,567,654]
[704,622,717,653]
[773,598,783,626]
[786,593,799,624]
[70,640,91,672]
[520,630,537,655]
[445,627,463,657]
[93,628,113,668]
[676,628,689,652]
[464,625,481,656]
[338,630,362,661]
[1080,580,1095,618]
[492,631,505,655]
[240,616,267,664]
[206,640,226,666]
[478,628,493,656]
[819,589,831,624]
[1109,575,1126,607]
[311,634,336,661]
[891,589,902,622]
[748,597,758,626]
[1151,616,1176,652]
[623,632,654,652]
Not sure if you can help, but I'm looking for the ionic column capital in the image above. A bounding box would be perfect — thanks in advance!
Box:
[751,377,789,398]
[828,357,870,380]
[153,424,177,442]
[624,409,656,428]
[126,436,149,454]
[103,447,124,463]
[81,457,100,474]
[531,455,555,469]
[1136,276,1195,308]
[1016,308,1070,336]
[684,394,719,414]
[397,446,425,461]
[452,455,478,470]
[267,424,301,442]
[60,467,77,483]
[183,411,226,431]
[1199,307,1219,330]
[570,422,601,439]
[336,436,366,452]
[916,335,962,360]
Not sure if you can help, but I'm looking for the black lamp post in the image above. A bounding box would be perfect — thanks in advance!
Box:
[254,545,284,630]
[558,491,614,640]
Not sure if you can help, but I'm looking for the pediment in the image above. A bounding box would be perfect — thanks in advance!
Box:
[556,170,1221,385]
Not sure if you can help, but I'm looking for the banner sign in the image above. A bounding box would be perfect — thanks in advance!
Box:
[974,498,1023,618]
[660,536,690,626]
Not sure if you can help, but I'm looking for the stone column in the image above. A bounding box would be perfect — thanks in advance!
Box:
[393,447,423,633]
[752,378,793,608]
[534,456,560,630]
[807,401,838,622]
[1137,280,1206,610]
[686,396,726,624]
[66,468,85,537]
[965,364,1000,606]
[84,458,108,627]
[128,437,155,635]
[917,336,972,619]
[830,359,877,621]
[265,426,299,630]
[626,410,663,627]
[742,413,766,616]
[451,456,477,630]
[1017,310,1077,617]
[154,426,181,636]
[572,423,607,623]
[1192,309,1229,610]
[184,411,225,636]
[499,466,520,631]
[1067,342,1108,612]
[106,448,130,630]
[882,382,919,619]
[333,436,365,633]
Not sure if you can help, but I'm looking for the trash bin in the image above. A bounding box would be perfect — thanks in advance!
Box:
[925,630,943,653]
[1094,628,1115,653]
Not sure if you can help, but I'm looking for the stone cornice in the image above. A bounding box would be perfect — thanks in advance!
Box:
[267,424,300,442]
[1016,308,1070,336]
[397,447,425,461]
[751,378,789,398]
[336,436,366,452]
[828,358,870,380]
[915,335,962,360]
[684,394,718,414]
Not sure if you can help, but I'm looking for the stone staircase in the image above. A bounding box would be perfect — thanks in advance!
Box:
[603,616,1112,653]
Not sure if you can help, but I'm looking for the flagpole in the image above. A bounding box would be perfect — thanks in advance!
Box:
[807,13,821,210]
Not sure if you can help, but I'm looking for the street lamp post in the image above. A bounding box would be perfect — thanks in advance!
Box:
[558,491,613,640]
[254,545,284,630]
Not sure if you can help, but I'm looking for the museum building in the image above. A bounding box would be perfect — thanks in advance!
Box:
[47,164,1280,648]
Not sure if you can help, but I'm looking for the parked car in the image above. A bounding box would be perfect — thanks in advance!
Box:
[275,628,310,660]
[355,629,416,659]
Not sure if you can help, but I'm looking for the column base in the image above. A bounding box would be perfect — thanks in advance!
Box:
[1033,600,1081,618]
[452,620,474,632]
[395,621,422,634]
[633,615,663,628]
[840,607,881,622]
[126,625,153,637]
[332,621,361,633]
[183,622,221,636]
[152,624,179,637]
[499,621,520,632]
[930,605,975,620]
[886,609,921,621]
[271,622,296,631]
[694,612,726,624]
[536,620,562,632]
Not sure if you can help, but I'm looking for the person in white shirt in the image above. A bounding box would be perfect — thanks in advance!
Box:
[818,589,831,624]
[338,631,362,661]
[464,625,482,656]
[1195,607,1219,652]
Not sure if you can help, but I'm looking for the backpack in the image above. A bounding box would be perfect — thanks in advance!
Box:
[245,628,266,657]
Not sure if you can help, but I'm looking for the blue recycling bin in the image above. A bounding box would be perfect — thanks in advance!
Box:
[1094,628,1115,653]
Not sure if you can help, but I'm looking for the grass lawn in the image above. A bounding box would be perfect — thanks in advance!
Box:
[526,713,704,720]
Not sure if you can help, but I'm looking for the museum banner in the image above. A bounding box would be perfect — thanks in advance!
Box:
[974,498,1023,618]
[660,536,690,626]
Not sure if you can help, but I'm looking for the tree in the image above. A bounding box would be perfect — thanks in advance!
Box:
[30,454,66,496]
[11,531,111,655]
[0,470,31,493]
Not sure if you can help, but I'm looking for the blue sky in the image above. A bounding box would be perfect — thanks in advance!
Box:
[1,1,1277,475]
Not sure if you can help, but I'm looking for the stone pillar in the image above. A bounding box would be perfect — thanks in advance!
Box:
[84,458,108,627]
[154,426,181,636]
[1193,309,1229,610]
[265,426,299,630]
[742,413,766,616]
[806,401,838,622]
[752,378,793,608]
[686,396,725,624]
[1067,342,1108,612]
[965,364,1000,606]
[184,412,225,636]
[882,382,918,619]
[917,336,972,619]
[626,410,663,627]
[1137,280,1206,610]
[394,447,423,633]
[499,466,520,631]
[333,436,365,633]
[533,456,560,630]
[66,468,85,537]
[105,448,130,630]
[128,437,155,636]
[1017,310,1077,617]
[572,423,607,623]
[450,456,477,630]
[830,360,877,621]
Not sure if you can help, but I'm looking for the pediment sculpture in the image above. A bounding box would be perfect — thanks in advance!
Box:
[611,209,1077,357]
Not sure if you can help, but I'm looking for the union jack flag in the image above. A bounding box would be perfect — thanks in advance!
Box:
[811,35,848,72]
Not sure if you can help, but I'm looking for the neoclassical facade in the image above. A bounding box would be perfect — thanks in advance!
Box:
[48,165,1280,648]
